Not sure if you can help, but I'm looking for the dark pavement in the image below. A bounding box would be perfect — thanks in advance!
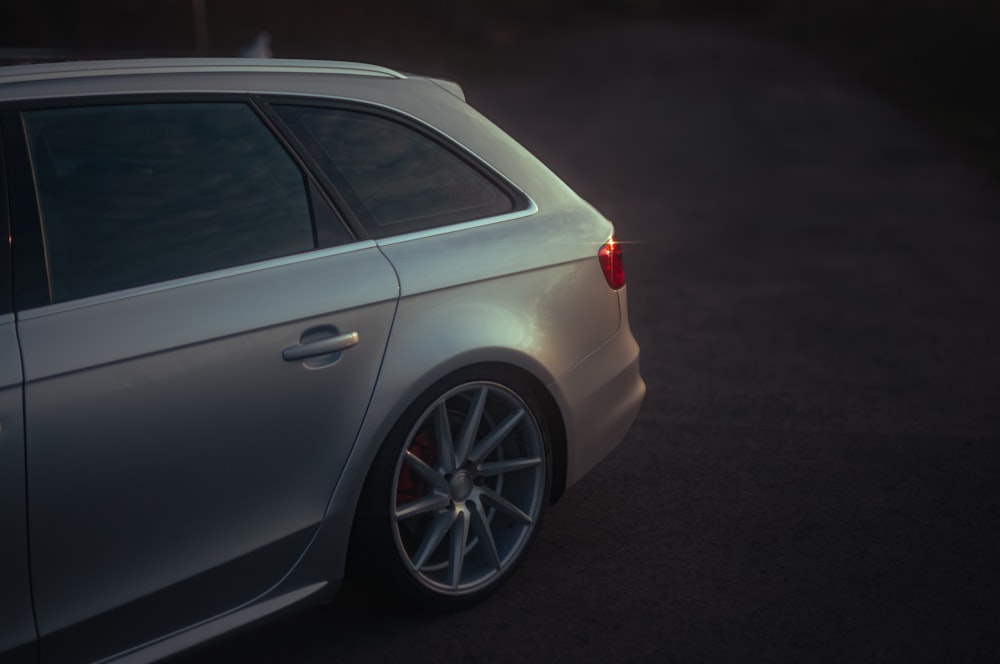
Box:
[176,21,1000,663]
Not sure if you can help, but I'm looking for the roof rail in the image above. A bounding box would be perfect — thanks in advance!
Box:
[0,58,406,84]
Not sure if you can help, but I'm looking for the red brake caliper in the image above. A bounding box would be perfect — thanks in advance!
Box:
[396,434,437,506]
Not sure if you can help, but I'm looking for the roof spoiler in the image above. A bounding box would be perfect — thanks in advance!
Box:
[424,76,466,102]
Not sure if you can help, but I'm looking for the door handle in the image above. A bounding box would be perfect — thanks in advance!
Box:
[282,331,359,361]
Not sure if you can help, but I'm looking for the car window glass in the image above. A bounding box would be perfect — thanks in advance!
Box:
[24,102,315,303]
[274,105,514,235]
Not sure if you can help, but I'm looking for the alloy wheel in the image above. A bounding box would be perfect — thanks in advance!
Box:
[390,381,547,596]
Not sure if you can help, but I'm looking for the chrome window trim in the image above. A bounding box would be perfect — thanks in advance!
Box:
[17,240,380,320]
[374,199,539,247]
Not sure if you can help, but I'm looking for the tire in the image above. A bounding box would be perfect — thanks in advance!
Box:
[348,365,552,610]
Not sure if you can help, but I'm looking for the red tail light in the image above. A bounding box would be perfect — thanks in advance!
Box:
[598,237,626,290]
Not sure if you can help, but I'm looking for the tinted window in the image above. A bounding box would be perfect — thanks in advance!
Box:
[24,103,314,302]
[275,106,514,235]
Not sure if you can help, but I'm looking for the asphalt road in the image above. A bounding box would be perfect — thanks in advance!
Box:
[175,21,1000,663]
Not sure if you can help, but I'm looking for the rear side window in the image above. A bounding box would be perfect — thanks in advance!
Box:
[274,105,516,236]
[24,102,315,303]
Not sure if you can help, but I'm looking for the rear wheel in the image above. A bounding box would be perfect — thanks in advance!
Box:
[350,367,551,609]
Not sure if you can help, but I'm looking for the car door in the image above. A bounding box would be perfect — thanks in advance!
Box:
[5,99,398,662]
[0,128,36,664]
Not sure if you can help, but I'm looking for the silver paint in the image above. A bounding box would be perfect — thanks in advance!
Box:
[21,245,398,645]
[0,317,34,663]
[0,59,644,662]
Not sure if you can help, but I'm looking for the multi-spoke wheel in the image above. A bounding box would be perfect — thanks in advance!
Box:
[350,368,551,609]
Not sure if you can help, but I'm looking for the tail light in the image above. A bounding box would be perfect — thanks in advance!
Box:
[598,236,626,290]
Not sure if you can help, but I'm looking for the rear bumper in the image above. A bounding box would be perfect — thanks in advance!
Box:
[549,288,645,489]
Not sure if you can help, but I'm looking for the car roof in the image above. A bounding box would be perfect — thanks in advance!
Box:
[0,58,416,105]
[0,58,406,86]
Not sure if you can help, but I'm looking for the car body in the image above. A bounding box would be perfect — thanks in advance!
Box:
[0,58,644,663]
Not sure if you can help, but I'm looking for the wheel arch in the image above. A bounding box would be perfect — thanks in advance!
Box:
[354,353,570,517]
[337,355,566,605]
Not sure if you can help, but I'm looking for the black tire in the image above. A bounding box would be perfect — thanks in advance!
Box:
[347,365,552,611]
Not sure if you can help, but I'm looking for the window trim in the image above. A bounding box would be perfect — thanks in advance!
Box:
[0,118,12,315]
[2,110,48,310]
[15,239,381,319]
[2,93,359,308]
[247,95,359,246]
[257,95,532,239]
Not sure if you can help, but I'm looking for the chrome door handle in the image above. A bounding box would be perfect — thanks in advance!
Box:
[282,331,359,361]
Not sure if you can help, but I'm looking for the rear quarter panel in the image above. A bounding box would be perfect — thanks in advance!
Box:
[281,77,629,592]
